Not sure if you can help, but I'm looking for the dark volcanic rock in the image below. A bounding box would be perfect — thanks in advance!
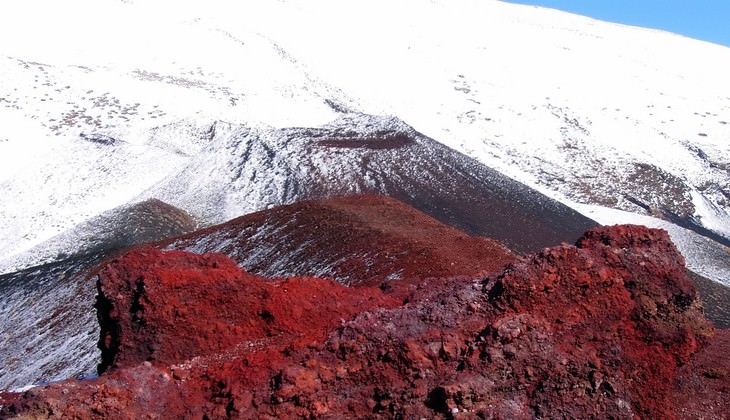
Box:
[688,270,730,329]
[2,225,720,419]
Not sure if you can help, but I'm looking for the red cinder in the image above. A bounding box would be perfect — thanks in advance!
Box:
[3,224,725,419]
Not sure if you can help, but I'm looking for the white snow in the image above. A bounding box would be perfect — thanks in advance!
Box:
[0,0,728,270]
[690,189,730,239]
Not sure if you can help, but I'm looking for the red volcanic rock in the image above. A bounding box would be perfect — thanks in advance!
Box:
[0,391,18,412]
[95,247,398,372]
[483,224,714,418]
[2,225,719,419]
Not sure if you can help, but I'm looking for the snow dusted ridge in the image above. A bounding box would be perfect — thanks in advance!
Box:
[0,199,195,274]
[0,0,729,278]
[135,112,595,254]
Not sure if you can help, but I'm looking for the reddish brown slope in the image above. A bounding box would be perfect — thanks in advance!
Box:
[672,329,730,418]
[165,195,516,285]
[2,225,722,419]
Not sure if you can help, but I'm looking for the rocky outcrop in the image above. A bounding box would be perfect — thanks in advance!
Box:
[94,247,398,373]
[1,225,722,419]
[481,225,713,418]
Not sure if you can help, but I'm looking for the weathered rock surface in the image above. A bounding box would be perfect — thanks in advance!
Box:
[94,247,398,373]
[1,225,724,419]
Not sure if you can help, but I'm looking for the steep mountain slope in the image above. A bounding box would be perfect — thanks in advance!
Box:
[241,0,730,243]
[0,196,518,390]
[0,254,103,391]
[0,199,195,390]
[0,3,350,263]
[140,113,596,254]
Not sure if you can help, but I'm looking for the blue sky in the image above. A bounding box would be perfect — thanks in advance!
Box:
[504,0,730,47]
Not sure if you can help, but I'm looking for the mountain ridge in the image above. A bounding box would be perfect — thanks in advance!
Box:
[2,0,729,266]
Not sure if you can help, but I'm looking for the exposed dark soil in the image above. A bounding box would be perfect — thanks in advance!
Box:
[317,133,414,149]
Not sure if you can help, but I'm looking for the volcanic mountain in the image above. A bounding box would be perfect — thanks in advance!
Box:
[139,113,596,255]
[1,0,729,414]
[0,110,601,390]
[1,0,729,283]
[2,223,728,418]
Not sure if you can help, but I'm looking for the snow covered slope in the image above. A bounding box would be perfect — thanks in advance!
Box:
[1,0,728,275]
[0,253,103,391]
[0,199,195,274]
[229,0,730,244]
[0,0,351,264]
